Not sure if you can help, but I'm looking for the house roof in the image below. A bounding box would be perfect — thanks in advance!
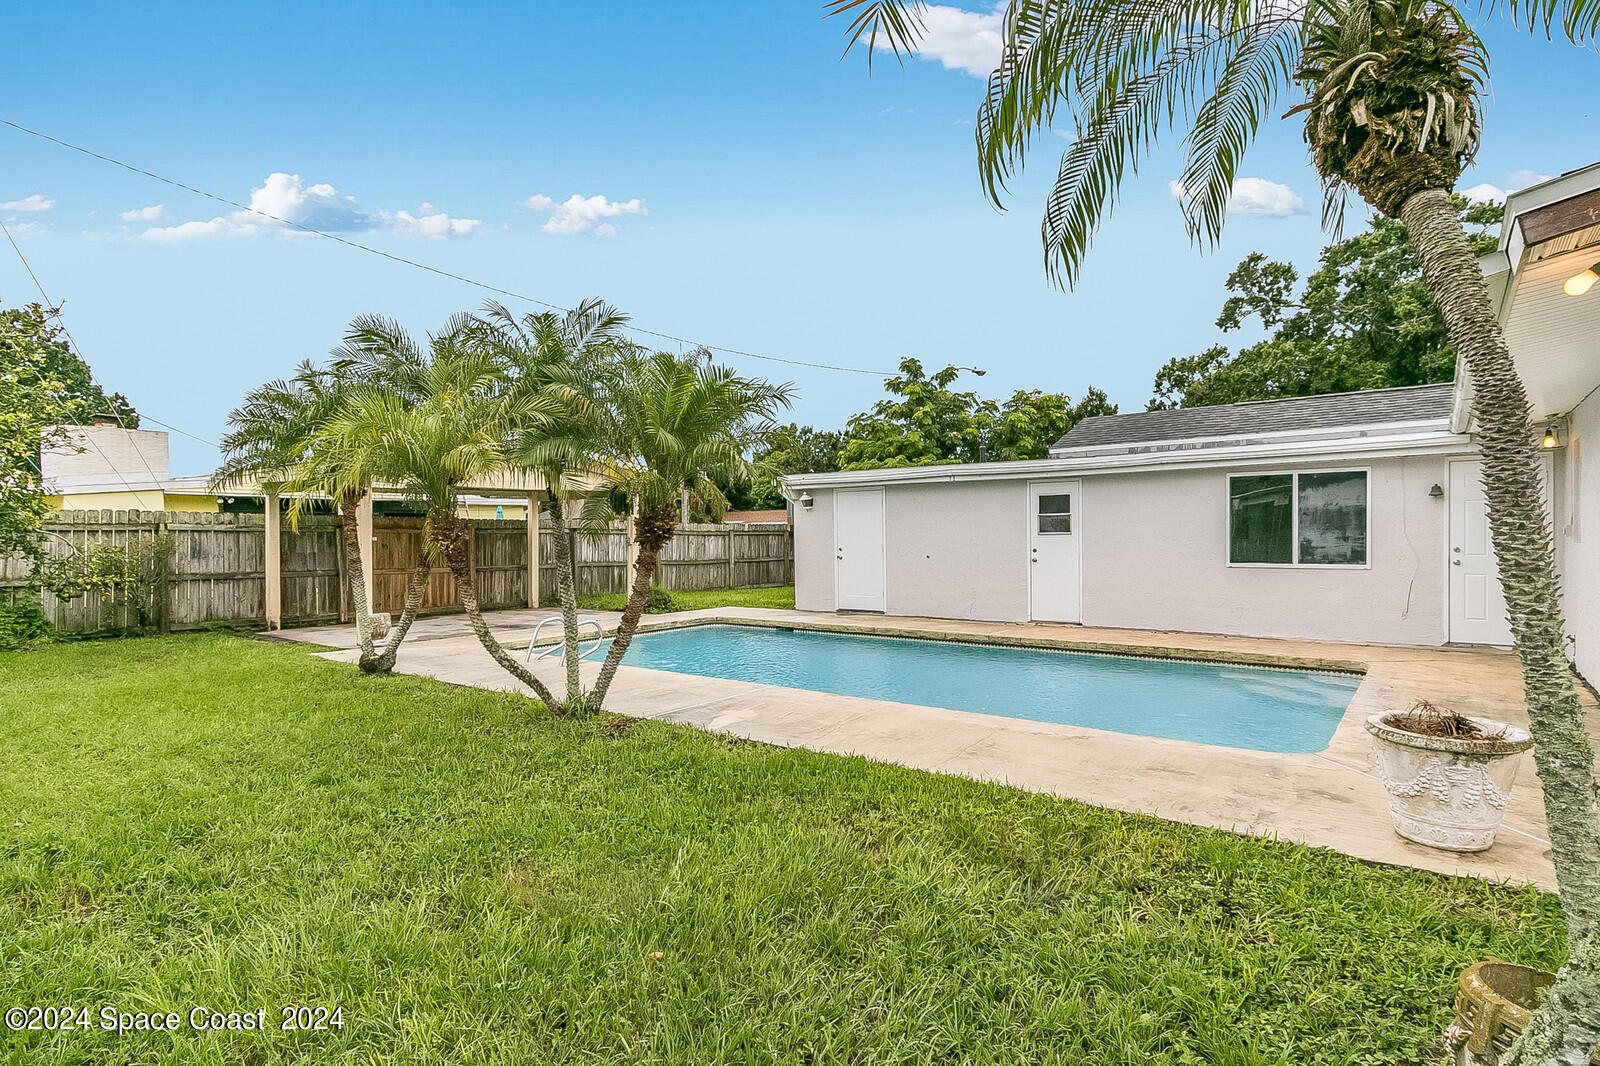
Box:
[1051,383,1455,454]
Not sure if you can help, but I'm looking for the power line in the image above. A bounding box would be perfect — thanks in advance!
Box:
[2,117,895,378]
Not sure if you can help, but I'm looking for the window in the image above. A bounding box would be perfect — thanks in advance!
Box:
[1037,492,1072,534]
[1228,471,1368,566]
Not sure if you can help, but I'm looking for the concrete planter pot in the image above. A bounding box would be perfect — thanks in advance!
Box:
[1366,712,1532,852]
[1443,959,1599,1065]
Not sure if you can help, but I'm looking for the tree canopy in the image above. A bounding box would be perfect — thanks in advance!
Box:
[1149,199,1502,409]
[729,358,1115,508]
[0,304,139,560]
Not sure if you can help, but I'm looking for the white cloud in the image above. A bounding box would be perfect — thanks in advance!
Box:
[141,173,477,241]
[1506,169,1552,190]
[379,209,483,239]
[874,2,1005,78]
[1,194,54,212]
[120,204,164,222]
[1169,176,1307,218]
[3,220,47,238]
[521,193,647,236]
[1460,183,1506,204]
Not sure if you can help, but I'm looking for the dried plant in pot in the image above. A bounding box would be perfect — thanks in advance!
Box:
[1366,700,1533,852]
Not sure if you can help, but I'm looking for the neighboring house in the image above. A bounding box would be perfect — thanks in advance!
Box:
[784,161,1600,685]
[41,424,530,519]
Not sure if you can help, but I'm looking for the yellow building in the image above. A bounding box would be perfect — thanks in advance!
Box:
[42,424,528,518]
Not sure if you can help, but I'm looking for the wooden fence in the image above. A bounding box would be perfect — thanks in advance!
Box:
[1,510,793,633]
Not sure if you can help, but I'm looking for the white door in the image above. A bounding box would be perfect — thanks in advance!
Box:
[1449,460,1513,646]
[1029,480,1082,623]
[834,488,886,612]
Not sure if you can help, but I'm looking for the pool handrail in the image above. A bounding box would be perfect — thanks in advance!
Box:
[524,616,605,662]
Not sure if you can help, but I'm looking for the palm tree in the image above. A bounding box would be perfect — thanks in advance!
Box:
[828,1,1600,1059]
[215,354,427,674]
[317,315,562,707]
[586,349,792,710]
[473,298,632,711]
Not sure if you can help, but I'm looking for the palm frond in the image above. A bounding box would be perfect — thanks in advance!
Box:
[823,0,927,67]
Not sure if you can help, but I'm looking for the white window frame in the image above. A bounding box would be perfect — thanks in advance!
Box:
[1226,468,1373,570]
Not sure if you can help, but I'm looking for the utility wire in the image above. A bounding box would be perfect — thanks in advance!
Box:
[2,118,895,378]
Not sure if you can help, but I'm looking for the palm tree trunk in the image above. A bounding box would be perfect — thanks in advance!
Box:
[547,495,584,708]
[362,556,428,674]
[1399,187,1600,1064]
[338,497,375,663]
[588,542,660,711]
[432,514,558,707]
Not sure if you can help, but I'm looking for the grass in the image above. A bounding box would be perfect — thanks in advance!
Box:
[0,635,1568,1065]
[576,584,795,613]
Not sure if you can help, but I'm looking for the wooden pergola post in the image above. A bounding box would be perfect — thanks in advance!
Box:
[263,490,282,630]
[356,491,375,619]
[526,493,540,609]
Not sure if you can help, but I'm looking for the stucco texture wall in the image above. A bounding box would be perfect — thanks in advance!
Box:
[795,454,1460,646]
[793,489,836,612]
[883,481,1029,622]
[1079,456,1453,645]
[793,482,1031,620]
[1558,391,1600,685]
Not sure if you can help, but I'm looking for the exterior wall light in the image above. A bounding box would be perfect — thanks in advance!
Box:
[1428,483,1444,498]
[1565,262,1600,297]
[799,492,814,510]
[1542,422,1563,449]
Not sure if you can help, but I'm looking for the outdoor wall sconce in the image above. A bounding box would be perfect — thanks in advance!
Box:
[799,492,814,510]
[1542,421,1565,449]
[1564,261,1600,297]
[1429,483,1444,498]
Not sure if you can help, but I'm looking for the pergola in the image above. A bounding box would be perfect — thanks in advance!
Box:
[257,468,557,630]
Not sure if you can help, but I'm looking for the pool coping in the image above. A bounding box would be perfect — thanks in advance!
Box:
[526,614,1373,678]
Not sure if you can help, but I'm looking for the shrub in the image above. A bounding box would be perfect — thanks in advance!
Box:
[0,599,52,650]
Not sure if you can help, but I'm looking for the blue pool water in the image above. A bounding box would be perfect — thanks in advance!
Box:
[606,625,1360,753]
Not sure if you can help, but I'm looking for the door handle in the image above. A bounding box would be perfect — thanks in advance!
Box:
[1453,559,1461,566]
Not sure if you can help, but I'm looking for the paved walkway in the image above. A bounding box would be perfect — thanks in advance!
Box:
[287,608,1600,891]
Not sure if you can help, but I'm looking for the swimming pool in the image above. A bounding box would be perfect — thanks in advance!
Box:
[606,624,1360,753]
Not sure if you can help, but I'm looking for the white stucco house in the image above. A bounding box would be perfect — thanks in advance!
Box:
[784,162,1600,686]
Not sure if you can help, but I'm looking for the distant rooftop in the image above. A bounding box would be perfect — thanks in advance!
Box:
[1052,383,1455,454]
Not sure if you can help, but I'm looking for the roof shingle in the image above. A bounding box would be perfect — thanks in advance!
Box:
[1052,383,1454,452]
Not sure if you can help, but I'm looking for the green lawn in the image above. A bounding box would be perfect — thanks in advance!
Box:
[577,584,795,613]
[0,636,1567,1065]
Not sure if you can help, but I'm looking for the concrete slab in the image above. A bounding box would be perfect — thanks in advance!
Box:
[298,606,1600,891]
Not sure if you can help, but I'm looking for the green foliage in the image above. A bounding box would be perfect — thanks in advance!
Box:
[837,358,1116,470]
[731,424,846,510]
[597,349,794,541]
[0,599,51,650]
[1293,0,1485,218]
[0,633,1569,1064]
[35,534,171,633]
[0,304,138,427]
[576,585,797,613]
[1149,199,1501,409]
[1,304,138,563]
[829,0,1594,287]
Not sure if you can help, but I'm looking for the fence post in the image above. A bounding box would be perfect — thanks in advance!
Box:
[726,526,735,590]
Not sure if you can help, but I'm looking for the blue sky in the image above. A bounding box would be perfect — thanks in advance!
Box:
[4,0,1597,474]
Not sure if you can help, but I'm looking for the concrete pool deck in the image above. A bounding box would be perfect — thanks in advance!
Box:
[282,608,1600,891]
